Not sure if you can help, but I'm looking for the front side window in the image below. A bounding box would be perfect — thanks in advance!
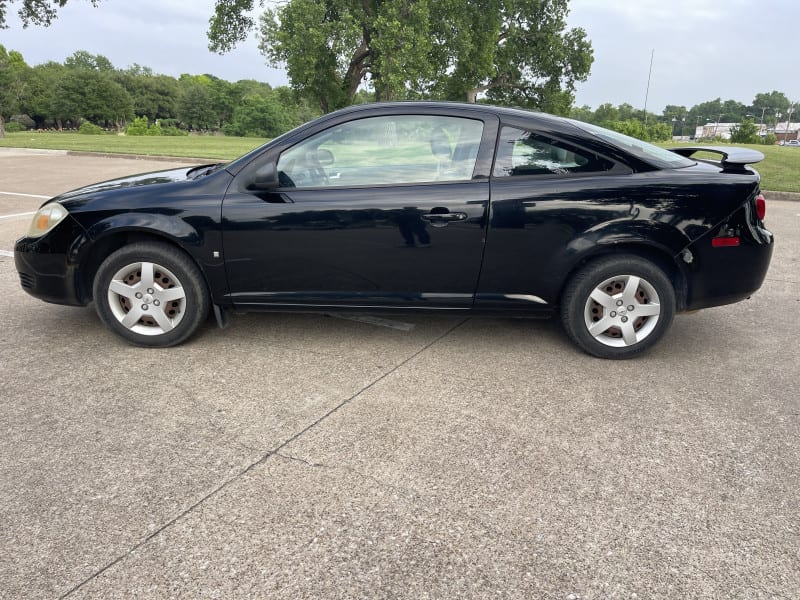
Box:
[277,115,484,188]
[493,127,615,177]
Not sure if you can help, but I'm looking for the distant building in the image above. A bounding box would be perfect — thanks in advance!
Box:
[694,122,800,142]
[694,123,738,140]
[773,122,800,143]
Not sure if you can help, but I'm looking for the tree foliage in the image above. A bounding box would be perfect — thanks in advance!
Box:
[436,0,593,114]
[0,0,101,28]
[0,43,32,136]
[256,0,592,114]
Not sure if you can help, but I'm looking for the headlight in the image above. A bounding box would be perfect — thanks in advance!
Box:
[27,203,69,238]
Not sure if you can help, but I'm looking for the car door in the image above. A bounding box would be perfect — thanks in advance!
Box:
[477,124,633,311]
[222,111,498,310]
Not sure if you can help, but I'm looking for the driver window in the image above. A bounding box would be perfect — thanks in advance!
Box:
[276,115,484,188]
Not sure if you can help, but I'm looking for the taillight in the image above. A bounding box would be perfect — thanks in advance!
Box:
[712,237,740,247]
[755,194,766,221]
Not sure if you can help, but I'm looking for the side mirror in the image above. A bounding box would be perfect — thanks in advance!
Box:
[248,163,279,190]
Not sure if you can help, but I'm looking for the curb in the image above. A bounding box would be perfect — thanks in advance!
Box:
[0,147,68,156]
[0,147,212,164]
[763,190,800,202]
[65,151,208,164]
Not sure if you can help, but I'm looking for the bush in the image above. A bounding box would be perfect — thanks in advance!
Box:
[729,118,760,144]
[125,116,152,136]
[162,125,188,136]
[78,122,105,135]
[762,133,778,146]
[146,121,163,136]
[4,121,24,132]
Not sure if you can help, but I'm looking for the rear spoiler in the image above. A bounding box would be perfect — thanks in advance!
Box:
[668,146,764,168]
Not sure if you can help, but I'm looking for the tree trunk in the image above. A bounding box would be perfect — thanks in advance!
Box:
[0,115,5,138]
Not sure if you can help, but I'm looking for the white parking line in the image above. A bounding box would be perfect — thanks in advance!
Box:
[0,211,36,221]
[0,191,50,199]
[0,250,13,257]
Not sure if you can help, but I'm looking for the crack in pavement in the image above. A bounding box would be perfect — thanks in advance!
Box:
[59,317,470,598]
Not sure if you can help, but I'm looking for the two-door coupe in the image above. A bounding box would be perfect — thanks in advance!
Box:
[15,103,773,358]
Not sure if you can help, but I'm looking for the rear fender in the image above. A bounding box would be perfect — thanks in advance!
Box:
[545,220,691,306]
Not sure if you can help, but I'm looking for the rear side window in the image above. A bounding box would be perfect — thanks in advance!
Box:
[493,127,615,177]
[568,119,695,169]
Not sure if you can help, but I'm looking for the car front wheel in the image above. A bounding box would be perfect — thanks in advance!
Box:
[92,242,210,347]
[560,255,676,359]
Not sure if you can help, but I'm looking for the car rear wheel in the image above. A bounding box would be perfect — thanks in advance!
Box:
[92,242,210,347]
[561,255,675,359]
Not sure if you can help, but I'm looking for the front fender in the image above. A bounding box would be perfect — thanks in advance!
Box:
[85,212,203,247]
[72,212,228,305]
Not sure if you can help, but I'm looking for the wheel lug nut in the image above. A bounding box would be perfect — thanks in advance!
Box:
[142,304,149,310]
[621,316,628,323]
[147,288,154,294]
[153,300,160,306]
[628,305,635,311]
[610,311,617,318]
[135,292,143,299]
[616,300,623,306]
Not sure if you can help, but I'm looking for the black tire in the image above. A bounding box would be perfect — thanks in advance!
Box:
[560,255,675,359]
[92,242,210,347]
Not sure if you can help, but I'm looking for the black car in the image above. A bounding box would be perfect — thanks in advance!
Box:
[15,102,773,358]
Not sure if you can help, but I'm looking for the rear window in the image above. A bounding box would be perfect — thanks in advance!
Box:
[568,119,695,170]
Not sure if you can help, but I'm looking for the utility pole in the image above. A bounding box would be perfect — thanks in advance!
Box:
[643,49,654,126]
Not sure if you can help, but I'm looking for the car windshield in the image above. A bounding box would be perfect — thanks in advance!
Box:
[567,119,696,170]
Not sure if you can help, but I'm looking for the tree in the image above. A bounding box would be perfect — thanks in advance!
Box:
[593,103,619,125]
[437,0,593,114]
[0,0,101,28]
[254,0,591,114]
[114,69,180,122]
[176,76,217,130]
[51,67,133,129]
[749,91,791,126]
[222,92,293,137]
[24,61,66,127]
[64,49,113,71]
[0,44,31,137]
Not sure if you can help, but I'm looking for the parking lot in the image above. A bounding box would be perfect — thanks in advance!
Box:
[1,149,798,599]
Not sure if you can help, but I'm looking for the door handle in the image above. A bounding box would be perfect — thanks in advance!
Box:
[421,211,467,223]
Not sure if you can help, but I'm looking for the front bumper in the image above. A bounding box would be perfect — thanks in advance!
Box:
[14,217,90,306]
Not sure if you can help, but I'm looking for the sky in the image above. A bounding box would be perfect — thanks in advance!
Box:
[0,0,798,114]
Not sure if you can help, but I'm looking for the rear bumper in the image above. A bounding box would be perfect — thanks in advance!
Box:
[684,226,774,310]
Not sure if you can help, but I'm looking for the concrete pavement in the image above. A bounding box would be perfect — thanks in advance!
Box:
[0,153,798,599]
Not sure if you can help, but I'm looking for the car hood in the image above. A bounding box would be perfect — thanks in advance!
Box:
[50,164,219,205]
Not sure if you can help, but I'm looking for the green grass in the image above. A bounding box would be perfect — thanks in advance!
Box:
[1,132,798,193]
[0,131,268,160]
[658,141,800,193]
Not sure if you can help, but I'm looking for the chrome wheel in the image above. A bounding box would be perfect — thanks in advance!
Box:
[107,261,187,336]
[583,274,661,348]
